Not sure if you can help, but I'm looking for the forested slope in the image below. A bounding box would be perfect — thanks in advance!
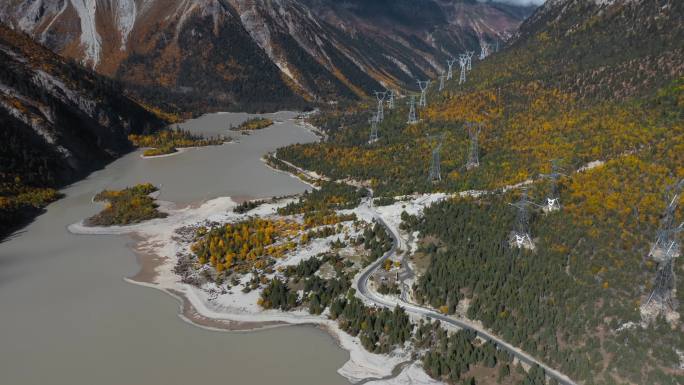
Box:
[277,0,684,383]
[0,25,163,238]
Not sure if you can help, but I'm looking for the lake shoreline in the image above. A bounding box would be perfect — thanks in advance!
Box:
[68,193,413,384]
[65,112,424,384]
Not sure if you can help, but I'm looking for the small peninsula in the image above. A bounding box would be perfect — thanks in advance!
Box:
[86,183,168,226]
[231,117,274,131]
[129,126,226,157]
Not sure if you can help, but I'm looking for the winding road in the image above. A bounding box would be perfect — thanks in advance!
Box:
[353,197,577,385]
[274,134,584,384]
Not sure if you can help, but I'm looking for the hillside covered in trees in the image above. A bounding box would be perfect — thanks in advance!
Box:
[0,26,164,238]
[275,1,684,384]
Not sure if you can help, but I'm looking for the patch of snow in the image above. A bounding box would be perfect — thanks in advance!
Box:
[70,0,102,67]
[114,0,137,50]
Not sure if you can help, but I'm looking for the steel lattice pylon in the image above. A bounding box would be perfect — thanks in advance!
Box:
[374,91,386,122]
[649,179,684,261]
[428,133,446,182]
[479,41,490,60]
[540,159,566,212]
[417,80,430,108]
[647,257,676,310]
[458,54,468,84]
[465,121,481,170]
[386,89,395,110]
[466,51,474,71]
[643,179,683,315]
[509,189,535,249]
[369,113,379,143]
[446,57,456,80]
[407,95,418,124]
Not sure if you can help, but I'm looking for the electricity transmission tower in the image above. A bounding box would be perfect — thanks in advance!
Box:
[509,189,535,249]
[369,114,379,143]
[438,73,446,92]
[386,89,395,110]
[428,133,446,182]
[458,54,468,84]
[465,121,481,170]
[446,57,456,80]
[540,160,566,212]
[649,179,684,261]
[375,91,386,122]
[479,41,490,60]
[407,95,418,124]
[646,258,676,312]
[417,80,430,108]
[644,179,683,314]
[466,51,474,71]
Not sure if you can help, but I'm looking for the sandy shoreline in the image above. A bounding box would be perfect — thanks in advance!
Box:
[69,194,415,384]
[126,235,287,333]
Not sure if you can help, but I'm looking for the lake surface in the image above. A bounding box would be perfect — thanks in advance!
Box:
[0,112,350,385]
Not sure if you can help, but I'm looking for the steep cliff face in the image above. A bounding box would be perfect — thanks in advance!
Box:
[0,25,162,236]
[0,0,534,112]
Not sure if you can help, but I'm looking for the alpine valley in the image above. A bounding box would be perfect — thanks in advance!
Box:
[0,1,682,385]
[0,0,534,112]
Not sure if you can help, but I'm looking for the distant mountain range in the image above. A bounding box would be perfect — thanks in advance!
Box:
[0,0,536,112]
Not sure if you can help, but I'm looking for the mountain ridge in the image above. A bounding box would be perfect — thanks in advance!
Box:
[0,0,535,112]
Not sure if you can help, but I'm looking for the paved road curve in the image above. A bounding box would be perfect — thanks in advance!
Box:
[353,198,577,385]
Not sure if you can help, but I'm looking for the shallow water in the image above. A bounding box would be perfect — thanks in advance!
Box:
[0,112,350,385]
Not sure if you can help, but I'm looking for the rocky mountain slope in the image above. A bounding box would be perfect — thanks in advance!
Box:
[0,24,163,237]
[0,0,535,112]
